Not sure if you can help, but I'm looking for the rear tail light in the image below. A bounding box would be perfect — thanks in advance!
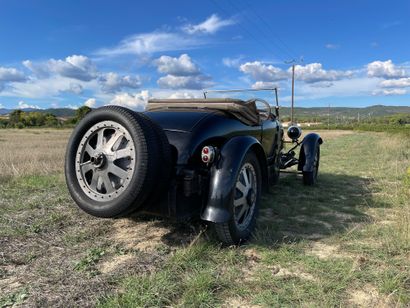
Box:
[201,146,215,164]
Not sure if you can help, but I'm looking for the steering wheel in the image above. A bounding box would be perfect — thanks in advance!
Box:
[247,98,272,121]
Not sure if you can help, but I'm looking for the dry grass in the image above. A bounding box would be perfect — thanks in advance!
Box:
[0,129,71,182]
[0,128,409,307]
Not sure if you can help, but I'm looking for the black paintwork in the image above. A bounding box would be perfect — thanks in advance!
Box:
[143,108,320,223]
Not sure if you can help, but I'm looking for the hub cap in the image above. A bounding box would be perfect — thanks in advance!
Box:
[234,163,257,230]
[75,121,136,201]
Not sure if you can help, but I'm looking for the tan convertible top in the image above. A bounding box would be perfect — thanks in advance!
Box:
[146,98,260,126]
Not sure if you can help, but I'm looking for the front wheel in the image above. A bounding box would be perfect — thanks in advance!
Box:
[213,152,262,245]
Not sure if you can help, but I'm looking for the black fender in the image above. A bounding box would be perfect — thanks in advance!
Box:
[201,136,267,223]
[298,133,323,172]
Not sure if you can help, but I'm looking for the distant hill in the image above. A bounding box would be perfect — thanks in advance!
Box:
[0,108,76,117]
[0,105,409,119]
[279,105,410,119]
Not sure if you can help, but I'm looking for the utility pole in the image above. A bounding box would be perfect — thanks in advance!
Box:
[328,103,330,130]
[291,64,295,125]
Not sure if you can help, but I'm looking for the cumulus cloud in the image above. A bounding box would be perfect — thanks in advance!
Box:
[24,55,97,81]
[17,101,41,109]
[96,32,202,56]
[154,54,199,76]
[292,63,353,83]
[108,90,150,110]
[168,91,197,99]
[251,81,279,89]
[0,67,26,82]
[372,88,407,96]
[367,60,407,79]
[99,72,141,93]
[380,77,410,88]
[84,98,97,108]
[157,74,213,90]
[240,61,288,82]
[182,14,236,34]
[47,55,97,81]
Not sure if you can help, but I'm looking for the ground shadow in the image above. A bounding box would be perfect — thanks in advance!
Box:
[121,172,385,248]
[253,172,387,246]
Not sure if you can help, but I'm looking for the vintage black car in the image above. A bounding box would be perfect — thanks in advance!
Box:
[65,89,322,244]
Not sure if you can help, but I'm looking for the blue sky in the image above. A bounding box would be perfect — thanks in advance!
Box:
[0,0,410,110]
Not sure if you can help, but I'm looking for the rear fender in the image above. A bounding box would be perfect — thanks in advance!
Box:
[200,136,267,223]
[298,133,323,172]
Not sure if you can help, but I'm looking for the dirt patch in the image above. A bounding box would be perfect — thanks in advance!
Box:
[348,285,388,307]
[222,298,261,308]
[307,241,353,260]
[98,254,135,274]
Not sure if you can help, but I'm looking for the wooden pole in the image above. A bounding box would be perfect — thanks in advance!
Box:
[291,64,295,124]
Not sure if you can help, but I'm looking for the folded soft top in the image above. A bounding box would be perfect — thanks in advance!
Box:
[145,98,260,126]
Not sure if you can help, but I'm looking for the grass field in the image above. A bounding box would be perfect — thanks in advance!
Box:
[0,129,409,307]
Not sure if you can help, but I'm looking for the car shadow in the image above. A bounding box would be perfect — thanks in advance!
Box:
[253,172,387,246]
[124,172,385,248]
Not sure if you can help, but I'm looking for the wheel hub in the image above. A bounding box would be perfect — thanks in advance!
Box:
[91,153,106,169]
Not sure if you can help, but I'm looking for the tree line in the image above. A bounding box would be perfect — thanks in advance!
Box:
[0,106,91,128]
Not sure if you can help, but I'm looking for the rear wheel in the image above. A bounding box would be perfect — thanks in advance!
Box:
[213,152,261,245]
[303,146,320,185]
[65,106,164,218]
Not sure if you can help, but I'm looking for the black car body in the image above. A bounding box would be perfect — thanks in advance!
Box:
[65,94,322,244]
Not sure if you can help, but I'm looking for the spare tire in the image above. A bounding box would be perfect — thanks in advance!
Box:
[65,106,165,218]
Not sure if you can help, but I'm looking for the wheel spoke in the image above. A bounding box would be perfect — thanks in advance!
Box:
[236,181,247,194]
[101,172,115,194]
[105,132,123,152]
[80,162,93,174]
[108,164,128,179]
[115,148,132,160]
[234,196,246,207]
[237,204,248,221]
[89,171,99,191]
[242,168,250,187]
[85,144,95,156]
[96,129,105,149]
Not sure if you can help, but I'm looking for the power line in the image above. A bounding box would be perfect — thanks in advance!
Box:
[209,0,289,63]
[237,0,299,61]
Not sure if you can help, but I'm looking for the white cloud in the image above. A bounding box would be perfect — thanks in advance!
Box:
[367,60,407,79]
[372,88,407,96]
[96,32,202,56]
[380,77,410,88]
[154,54,199,76]
[325,43,340,49]
[108,90,150,110]
[17,101,41,109]
[84,98,97,108]
[24,55,97,81]
[292,63,353,83]
[182,14,236,34]
[99,72,141,93]
[157,74,213,90]
[47,55,97,81]
[222,56,244,68]
[68,83,83,94]
[168,91,197,99]
[239,61,288,82]
[0,67,26,82]
[251,81,279,89]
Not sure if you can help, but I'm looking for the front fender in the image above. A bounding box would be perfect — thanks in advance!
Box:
[298,133,323,172]
[201,136,265,223]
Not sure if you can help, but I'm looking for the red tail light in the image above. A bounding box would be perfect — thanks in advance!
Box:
[201,146,215,164]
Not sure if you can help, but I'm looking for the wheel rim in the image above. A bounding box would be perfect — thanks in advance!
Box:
[75,120,136,202]
[233,162,257,230]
